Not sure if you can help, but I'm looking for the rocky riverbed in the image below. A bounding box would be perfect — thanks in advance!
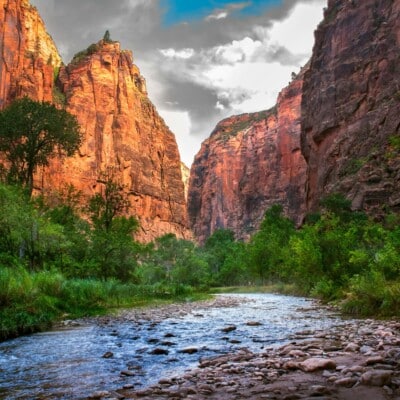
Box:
[2,294,400,400]
[87,303,400,400]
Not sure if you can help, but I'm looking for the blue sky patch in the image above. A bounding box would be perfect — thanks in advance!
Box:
[161,0,282,25]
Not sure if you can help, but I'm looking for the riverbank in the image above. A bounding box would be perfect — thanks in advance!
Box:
[87,298,400,400]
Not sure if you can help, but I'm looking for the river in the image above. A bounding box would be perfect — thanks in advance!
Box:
[0,293,345,399]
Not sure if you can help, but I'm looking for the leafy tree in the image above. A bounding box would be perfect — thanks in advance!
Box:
[103,30,112,43]
[0,97,82,196]
[247,204,295,283]
[88,168,130,233]
[87,169,140,280]
[141,234,209,287]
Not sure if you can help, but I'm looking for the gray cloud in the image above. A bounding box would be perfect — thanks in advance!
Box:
[30,0,326,165]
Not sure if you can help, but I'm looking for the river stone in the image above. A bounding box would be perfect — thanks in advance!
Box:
[299,358,336,372]
[366,356,384,365]
[334,377,358,387]
[89,391,110,399]
[246,321,262,326]
[180,347,198,354]
[150,348,169,355]
[361,370,393,386]
[121,370,135,376]
[221,325,237,333]
[344,342,359,352]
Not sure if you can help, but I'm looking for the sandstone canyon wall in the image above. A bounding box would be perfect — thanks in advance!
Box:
[301,0,400,216]
[0,0,61,107]
[0,0,189,241]
[188,73,307,243]
[189,0,400,243]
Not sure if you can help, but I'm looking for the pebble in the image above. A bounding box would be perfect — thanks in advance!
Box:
[88,300,400,399]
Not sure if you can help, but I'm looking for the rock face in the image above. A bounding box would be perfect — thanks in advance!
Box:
[189,0,400,243]
[0,0,189,241]
[0,0,61,107]
[188,73,307,242]
[42,41,188,241]
[301,0,400,215]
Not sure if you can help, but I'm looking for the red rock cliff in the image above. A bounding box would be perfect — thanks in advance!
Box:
[188,73,307,243]
[0,0,189,241]
[40,40,189,241]
[301,0,400,215]
[0,0,61,107]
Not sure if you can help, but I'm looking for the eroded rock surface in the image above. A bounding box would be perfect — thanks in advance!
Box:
[0,0,189,241]
[301,0,400,216]
[188,72,307,242]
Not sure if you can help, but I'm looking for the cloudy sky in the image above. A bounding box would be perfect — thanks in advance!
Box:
[30,0,326,166]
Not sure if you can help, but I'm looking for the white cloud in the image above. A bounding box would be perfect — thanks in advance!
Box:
[159,48,194,59]
[158,109,195,166]
[205,11,228,21]
[266,2,324,55]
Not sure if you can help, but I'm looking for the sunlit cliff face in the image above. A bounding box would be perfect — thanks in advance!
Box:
[0,0,190,242]
[188,71,307,243]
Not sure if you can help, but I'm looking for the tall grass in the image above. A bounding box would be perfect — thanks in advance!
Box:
[0,266,201,341]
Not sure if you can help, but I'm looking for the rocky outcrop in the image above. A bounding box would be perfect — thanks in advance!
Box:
[0,0,61,108]
[188,73,307,242]
[301,0,400,216]
[40,40,188,241]
[0,0,189,241]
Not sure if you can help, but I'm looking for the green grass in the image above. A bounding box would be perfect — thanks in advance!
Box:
[0,266,210,341]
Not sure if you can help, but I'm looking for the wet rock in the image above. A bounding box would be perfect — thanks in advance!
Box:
[179,347,199,354]
[160,341,176,346]
[246,321,263,326]
[89,391,110,399]
[102,351,114,359]
[150,348,169,355]
[361,370,393,386]
[121,370,136,376]
[221,325,237,333]
[299,358,336,372]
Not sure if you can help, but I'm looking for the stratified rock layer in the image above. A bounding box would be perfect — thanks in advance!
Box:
[42,41,188,241]
[188,74,307,242]
[0,0,61,107]
[301,0,400,215]
[0,0,189,241]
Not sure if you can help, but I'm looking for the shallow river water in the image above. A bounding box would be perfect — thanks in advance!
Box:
[0,293,345,399]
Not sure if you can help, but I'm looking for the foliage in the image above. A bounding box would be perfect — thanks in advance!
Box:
[71,43,100,64]
[247,205,295,283]
[103,30,112,43]
[0,97,81,196]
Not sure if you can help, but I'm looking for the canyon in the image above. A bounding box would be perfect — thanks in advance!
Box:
[0,0,189,241]
[188,0,400,242]
[1,0,399,244]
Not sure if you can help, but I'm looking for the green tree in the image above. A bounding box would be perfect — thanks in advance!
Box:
[103,30,112,43]
[247,205,295,283]
[88,168,130,233]
[0,97,82,196]
[87,169,140,280]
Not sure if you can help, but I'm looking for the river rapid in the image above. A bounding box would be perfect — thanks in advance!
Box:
[0,293,344,399]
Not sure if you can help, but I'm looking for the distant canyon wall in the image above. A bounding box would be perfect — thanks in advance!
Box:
[188,72,307,242]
